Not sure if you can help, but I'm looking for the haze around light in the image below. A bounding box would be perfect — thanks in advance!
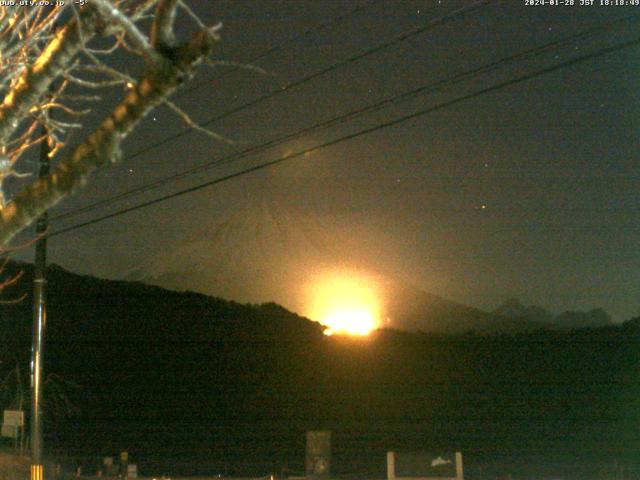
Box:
[304,269,383,336]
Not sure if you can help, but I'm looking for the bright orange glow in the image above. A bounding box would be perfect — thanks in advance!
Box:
[322,308,376,336]
[304,270,381,336]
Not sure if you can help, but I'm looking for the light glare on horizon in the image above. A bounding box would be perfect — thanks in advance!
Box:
[305,270,382,336]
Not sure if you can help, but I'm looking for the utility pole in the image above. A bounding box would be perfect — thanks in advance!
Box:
[31,124,50,480]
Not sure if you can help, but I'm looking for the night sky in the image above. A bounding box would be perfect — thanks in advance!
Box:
[11,0,640,322]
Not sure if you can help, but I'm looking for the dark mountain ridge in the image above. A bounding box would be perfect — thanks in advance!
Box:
[493,297,613,329]
[0,261,638,479]
[383,284,546,333]
[139,263,613,334]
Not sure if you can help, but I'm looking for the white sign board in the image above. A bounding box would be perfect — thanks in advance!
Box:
[387,451,464,480]
[127,465,137,478]
[3,410,24,427]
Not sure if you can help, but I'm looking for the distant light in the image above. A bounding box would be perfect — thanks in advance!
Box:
[305,270,381,336]
[323,309,375,336]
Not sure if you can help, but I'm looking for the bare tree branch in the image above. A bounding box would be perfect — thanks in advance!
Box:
[0,1,223,246]
[131,0,161,20]
[151,0,179,48]
[0,7,99,145]
[177,0,207,30]
[0,255,25,304]
[205,59,275,77]
[0,22,219,246]
[163,98,233,144]
[90,0,159,63]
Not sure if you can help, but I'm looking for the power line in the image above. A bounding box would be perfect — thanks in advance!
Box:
[47,37,640,238]
[122,0,494,160]
[50,13,640,223]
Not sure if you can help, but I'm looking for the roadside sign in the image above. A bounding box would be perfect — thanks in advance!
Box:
[3,410,24,427]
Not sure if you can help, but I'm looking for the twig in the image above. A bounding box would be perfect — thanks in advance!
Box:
[151,0,178,48]
[163,98,233,144]
[90,0,159,64]
[177,0,206,29]
[205,59,275,77]
[61,72,126,89]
